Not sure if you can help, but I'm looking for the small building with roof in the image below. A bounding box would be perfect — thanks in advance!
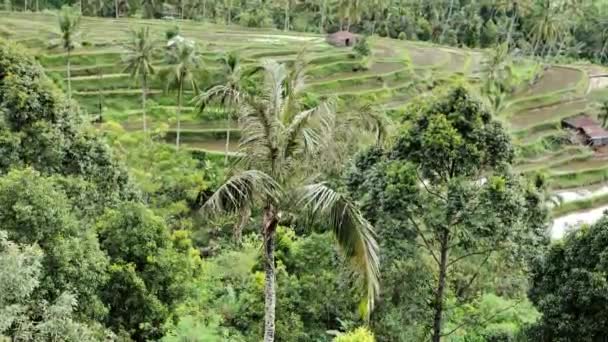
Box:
[326,31,359,47]
[561,114,608,147]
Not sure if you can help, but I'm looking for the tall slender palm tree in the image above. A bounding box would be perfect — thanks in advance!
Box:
[317,0,331,33]
[122,27,157,133]
[163,39,200,150]
[201,58,380,342]
[529,0,566,57]
[496,0,533,49]
[282,0,293,31]
[58,6,81,102]
[481,42,512,95]
[193,52,252,164]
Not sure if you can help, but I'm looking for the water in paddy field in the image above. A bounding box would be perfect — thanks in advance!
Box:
[550,185,608,239]
[551,205,608,239]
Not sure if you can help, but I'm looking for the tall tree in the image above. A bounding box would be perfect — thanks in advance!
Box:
[163,39,200,150]
[193,51,251,164]
[481,42,513,96]
[122,26,157,133]
[201,58,380,342]
[496,0,533,49]
[346,86,547,341]
[57,5,80,102]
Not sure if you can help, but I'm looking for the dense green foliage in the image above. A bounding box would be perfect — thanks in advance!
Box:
[0,39,205,341]
[528,217,608,340]
[345,86,548,341]
[5,2,608,340]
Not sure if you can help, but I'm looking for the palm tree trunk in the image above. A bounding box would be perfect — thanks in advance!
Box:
[23,0,26,11]
[176,80,183,150]
[79,0,82,14]
[142,74,147,133]
[115,0,118,18]
[319,5,325,33]
[262,206,278,342]
[35,0,38,11]
[66,49,72,102]
[506,12,517,49]
[224,124,230,164]
[431,231,449,342]
[284,1,289,31]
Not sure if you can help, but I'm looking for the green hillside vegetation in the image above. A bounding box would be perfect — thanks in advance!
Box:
[4,10,608,216]
[5,3,608,341]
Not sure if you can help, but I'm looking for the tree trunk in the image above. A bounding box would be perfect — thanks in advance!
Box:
[284,1,289,31]
[176,80,182,150]
[115,0,118,18]
[23,0,26,11]
[66,50,72,101]
[224,125,230,164]
[142,74,147,133]
[262,206,278,342]
[35,0,38,11]
[432,232,449,342]
[79,0,82,14]
[506,12,516,49]
[320,7,325,33]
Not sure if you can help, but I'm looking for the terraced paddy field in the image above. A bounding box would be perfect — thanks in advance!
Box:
[4,11,608,234]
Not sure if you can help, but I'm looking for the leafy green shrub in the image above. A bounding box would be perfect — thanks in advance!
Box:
[166,25,180,40]
[333,327,375,342]
[398,32,406,40]
[353,37,370,57]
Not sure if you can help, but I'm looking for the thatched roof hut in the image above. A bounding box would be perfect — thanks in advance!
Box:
[326,31,359,47]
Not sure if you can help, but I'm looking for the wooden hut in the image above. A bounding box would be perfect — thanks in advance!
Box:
[326,31,359,47]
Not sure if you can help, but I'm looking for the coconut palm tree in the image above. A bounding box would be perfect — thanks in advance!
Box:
[163,39,200,150]
[529,0,567,57]
[57,6,81,102]
[122,27,157,133]
[279,0,294,31]
[496,0,533,49]
[201,58,380,342]
[193,52,253,164]
[481,42,512,95]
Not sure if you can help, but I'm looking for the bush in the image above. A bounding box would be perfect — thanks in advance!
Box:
[353,37,371,57]
[333,327,375,342]
[166,25,180,40]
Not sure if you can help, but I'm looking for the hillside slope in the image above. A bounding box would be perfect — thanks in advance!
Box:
[3,11,608,225]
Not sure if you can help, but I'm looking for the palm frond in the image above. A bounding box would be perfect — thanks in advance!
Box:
[261,59,287,120]
[283,100,335,160]
[296,182,380,319]
[348,104,391,145]
[201,170,280,216]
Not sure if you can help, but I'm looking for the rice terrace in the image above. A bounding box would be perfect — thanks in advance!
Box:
[5,3,608,340]
[3,11,608,238]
